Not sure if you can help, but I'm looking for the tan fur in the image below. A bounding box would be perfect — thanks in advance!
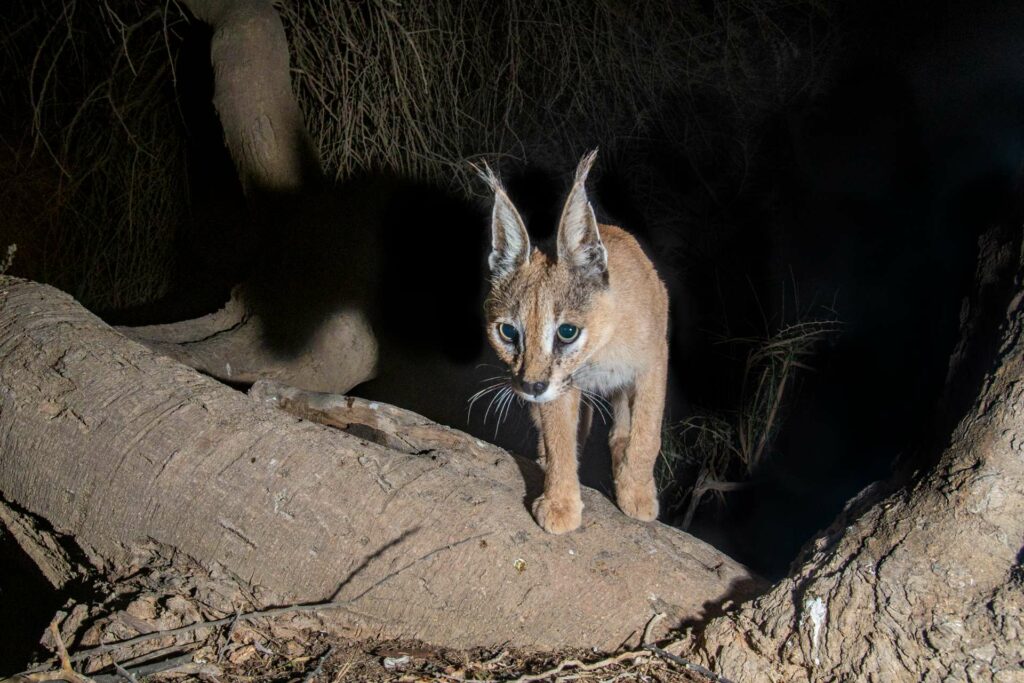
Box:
[481,151,669,534]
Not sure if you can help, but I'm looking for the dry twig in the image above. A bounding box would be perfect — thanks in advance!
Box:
[645,645,736,683]
[21,598,365,675]
[303,645,334,682]
[6,620,97,683]
[505,650,648,683]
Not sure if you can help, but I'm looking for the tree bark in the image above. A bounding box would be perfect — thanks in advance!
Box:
[179,0,320,195]
[119,0,377,394]
[687,228,1024,681]
[0,277,761,651]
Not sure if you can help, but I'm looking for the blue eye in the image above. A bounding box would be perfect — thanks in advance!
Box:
[498,323,519,343]
[557,323,580,343]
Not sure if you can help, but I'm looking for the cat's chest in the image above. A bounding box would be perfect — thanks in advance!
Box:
[573,359,637,395]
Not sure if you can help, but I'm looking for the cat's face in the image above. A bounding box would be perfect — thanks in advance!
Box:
[480,150,609,403]
[485,251,611,402]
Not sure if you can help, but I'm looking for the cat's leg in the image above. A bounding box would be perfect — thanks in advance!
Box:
[608,386,632,482]
[530,404,546,470]
[532,390,583,533]
[613,351,666,522]
[577,400,594,452]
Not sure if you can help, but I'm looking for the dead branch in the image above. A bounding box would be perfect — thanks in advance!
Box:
[23,597,362,673]
[249,379,505,459]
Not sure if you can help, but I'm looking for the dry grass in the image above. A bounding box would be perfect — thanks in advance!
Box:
[280,0,833,196]
[0,0,832,307]
[658,294,841,528]
[0,0,188,309]
[0,244,16,274]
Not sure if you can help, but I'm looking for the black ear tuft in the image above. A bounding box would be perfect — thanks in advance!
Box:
[475,161,530,278]
[556,150,607,281]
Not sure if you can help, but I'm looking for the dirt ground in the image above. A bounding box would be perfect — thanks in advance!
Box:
[16,629,714,682]
[6,540,716,683]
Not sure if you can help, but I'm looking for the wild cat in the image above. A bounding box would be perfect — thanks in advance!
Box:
[477,150,669,534]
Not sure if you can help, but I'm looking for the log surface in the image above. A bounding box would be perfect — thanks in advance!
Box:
[0,278,760,650]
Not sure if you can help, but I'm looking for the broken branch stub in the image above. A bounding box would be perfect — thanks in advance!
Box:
[118,286,377,394]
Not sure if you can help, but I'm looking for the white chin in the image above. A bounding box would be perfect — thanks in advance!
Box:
[518,388,559,404]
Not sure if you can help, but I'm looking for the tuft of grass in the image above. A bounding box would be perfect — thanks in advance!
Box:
[658,296,841,529]
[657,414,747,530]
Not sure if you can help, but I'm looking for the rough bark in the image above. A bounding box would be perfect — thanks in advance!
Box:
[687,228,1024,682]
[0,500,82,592]
[179,0,320,194]
[0,277,761,651]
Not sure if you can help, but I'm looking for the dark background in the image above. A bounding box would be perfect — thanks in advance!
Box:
[2,0,1024,671]
[338,0,1024,577]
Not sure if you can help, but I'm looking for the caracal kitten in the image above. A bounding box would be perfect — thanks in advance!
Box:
[479,150,669,534]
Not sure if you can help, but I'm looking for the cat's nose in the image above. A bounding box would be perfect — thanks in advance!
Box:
[524,380,549,396]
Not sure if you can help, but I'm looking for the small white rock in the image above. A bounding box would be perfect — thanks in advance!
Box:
[383,655,410,671]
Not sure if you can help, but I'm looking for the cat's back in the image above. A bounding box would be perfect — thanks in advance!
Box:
[600,224,668,313]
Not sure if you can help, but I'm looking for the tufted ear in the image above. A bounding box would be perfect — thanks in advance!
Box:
[556,149,607,282]
[476,162,531,278]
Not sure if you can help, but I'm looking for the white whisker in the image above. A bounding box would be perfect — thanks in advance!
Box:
[498,387,518,432]
[578,393,597,424]
[483,386,508,424]
[577,386,613,424]
[493,388,514,438]
[568,363,614,424]
[467,381,507,419]
[579,393,599,425]
[468,382,504,402]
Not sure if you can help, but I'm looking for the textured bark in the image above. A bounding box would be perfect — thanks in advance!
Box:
[0,500,83,591]
[179,0,320,194]
[248,380,508,458]
[0,277,761,651]
[688,229,1024,682]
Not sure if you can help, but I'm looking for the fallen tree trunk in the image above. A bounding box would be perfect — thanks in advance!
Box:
[687,227,1024,681]
[0,277,760,651]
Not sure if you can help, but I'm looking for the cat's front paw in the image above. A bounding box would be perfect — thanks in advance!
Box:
[616,480,659,522]
[532,494,583,534]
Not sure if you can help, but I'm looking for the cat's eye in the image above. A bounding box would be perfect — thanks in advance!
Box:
[556,323,580,343]
[497,322,519,344]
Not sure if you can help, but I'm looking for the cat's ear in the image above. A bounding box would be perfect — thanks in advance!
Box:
[556,149,607,283]
[476,162,530,278]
